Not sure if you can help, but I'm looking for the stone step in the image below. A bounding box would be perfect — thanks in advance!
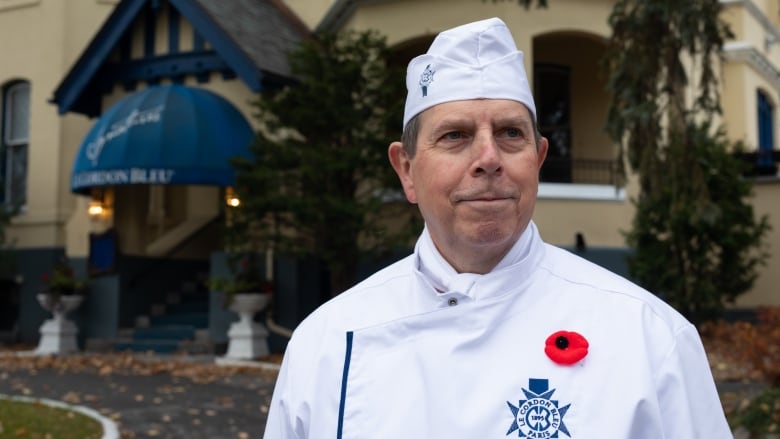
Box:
[150,312,209,328]
[131,325,196,341]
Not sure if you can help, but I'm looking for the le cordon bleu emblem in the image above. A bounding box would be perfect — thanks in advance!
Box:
[419,64,435,97]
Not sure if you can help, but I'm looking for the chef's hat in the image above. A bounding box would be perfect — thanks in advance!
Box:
[402,17,536,128]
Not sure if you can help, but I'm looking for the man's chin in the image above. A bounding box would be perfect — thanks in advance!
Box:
[459,225,518,249]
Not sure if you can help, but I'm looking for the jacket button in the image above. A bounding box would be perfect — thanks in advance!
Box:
[448,298,458,306]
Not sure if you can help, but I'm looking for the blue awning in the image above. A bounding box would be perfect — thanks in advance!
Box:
[71,84,254,194]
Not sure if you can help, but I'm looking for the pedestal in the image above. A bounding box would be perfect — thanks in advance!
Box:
[35,294,83,355]
[224,293,271,360]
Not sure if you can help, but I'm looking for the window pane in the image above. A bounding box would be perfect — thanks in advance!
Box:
[4,82,30,145]
[5,144,27,207]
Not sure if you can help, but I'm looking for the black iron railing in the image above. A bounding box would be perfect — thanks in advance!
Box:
[734,150,779,177]
[540,157,622,186]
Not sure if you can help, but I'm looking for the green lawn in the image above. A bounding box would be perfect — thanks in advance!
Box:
[0,398,102,438]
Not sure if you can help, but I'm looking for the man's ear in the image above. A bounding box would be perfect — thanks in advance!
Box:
[388,141,417,204]
[537,136,549,171]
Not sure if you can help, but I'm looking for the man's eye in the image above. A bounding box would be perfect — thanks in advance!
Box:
[505,128,521,137]
[444,132,462,140]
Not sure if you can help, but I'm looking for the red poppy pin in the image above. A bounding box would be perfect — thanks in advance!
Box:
[545,330,589,365]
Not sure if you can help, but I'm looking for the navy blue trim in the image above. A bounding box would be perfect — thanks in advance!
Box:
[105,51,227,84]
[337,331,354,439]
[168,7,179,53]
[51,0,274,117]
[144,5,156,58]
[193,29,204,51]
[169,0,263,91]
[51,0,147,116]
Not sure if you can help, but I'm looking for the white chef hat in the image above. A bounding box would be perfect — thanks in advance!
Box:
[402,17,536,128]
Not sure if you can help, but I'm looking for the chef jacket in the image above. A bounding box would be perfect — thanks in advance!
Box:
[264,221,732,438]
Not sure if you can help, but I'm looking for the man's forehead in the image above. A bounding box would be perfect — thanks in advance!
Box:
[420,99,533,127]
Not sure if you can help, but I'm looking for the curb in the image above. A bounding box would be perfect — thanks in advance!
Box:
[214,356,282,371]
[0,393,120,439]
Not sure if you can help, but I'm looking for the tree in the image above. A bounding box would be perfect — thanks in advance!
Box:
[230,30,419,296]
[604,0,770,323]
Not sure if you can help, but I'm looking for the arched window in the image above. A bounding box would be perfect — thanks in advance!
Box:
[1,81,29,208]
[757,89,774,168]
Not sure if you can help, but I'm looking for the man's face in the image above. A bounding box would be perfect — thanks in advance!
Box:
[389,99,548,272]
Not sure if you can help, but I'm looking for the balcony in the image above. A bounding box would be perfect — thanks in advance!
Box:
[540,157,623,186]
[735,150,779,177]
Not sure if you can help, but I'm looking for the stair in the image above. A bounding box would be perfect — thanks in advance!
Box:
[112,282,213,354]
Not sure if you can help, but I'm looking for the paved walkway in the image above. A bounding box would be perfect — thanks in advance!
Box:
[0,351,279,439]
[0,348,769,438]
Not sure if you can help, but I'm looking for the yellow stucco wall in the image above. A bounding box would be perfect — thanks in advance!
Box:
[738,181,780,307]
[0,0,115,249]
[283,0,334,29]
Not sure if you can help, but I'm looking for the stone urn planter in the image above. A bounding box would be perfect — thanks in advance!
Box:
[35,293,84,355]
[223,293,271,360]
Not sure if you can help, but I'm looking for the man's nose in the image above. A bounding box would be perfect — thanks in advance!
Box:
[472,134,502,176]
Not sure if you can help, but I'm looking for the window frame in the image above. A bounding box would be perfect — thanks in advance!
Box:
[1,80,31,208]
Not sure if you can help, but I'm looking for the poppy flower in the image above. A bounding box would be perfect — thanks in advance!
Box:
[545,330,589,365]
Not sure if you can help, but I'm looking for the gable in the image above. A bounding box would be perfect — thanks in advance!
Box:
[51,0,308,118]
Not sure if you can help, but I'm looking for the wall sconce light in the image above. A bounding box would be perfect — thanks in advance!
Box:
[88,200,105,217]
[226,187,240,207]
[88,188,111,219]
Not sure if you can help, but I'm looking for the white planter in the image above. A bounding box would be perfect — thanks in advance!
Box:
[35,293,84,355]
[223,293,271,360]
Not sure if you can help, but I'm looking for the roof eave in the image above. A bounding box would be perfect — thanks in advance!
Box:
[170,0,264,91]
[50,0,148,116]
[316,0,365,33]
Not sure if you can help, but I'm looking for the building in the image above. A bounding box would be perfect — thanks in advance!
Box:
[1,0,778,352]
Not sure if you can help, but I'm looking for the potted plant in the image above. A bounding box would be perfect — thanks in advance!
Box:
[35,257,88,355]
[209,253,273,361]
[208,252,271,306]
[39,257,87,308]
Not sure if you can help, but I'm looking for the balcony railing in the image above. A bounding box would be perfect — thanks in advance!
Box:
[734,150,779,177]
[540,157,623,186]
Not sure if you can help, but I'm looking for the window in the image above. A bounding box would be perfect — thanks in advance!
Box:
[534,64,572,183]
[757,89,775,168]
[2,81,30,208]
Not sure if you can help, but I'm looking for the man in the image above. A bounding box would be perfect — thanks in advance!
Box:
[265,17,732,438]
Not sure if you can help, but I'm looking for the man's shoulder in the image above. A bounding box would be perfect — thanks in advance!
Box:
[541,244,637,289]
[540,243,690,327]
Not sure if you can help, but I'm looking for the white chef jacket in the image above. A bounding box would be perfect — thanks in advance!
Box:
[264,222,732,438]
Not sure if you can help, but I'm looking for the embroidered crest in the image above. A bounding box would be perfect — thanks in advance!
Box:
[506,378,572,438]
[419,64,435,97]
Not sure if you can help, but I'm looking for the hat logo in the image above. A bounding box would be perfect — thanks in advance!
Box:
[419,64,435,97]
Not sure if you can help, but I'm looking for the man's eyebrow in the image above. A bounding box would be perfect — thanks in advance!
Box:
[494,115,534,128]
[428,117,474,135]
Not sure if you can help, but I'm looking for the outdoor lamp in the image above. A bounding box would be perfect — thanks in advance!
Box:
[88,188,111,219]
[226,187,240,207]
[87,200,104,217]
